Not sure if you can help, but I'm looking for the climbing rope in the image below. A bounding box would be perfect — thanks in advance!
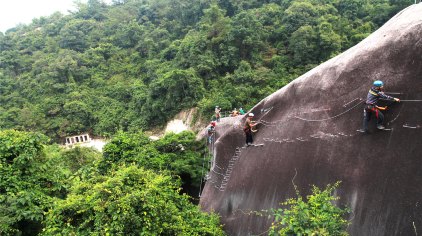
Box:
[211,169,225,176]
[199,107,275,194]
[259,98,363,125]
[256,106,273,123]
[214,164,224,170]
[381,98,422,102]
[384,92,404,95]
[387,102,405,125]
[294,99,364,122]
[217,147,242,191]
[199,95,419,196]
[198,138,209,197]
[199,128,218,197]
[201,145,246,191]
[403,124,421,129]
[208,135,212,170]
[262,95,421,125]
[342,98,360,107]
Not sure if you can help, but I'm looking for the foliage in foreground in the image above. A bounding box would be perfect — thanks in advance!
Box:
[0,130,68,235]
[99,130,206,187]
[269,182,350,236]
[1,129,221,235]
[42,165,225,235]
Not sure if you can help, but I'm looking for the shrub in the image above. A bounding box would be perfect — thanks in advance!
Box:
[269,182,350,236]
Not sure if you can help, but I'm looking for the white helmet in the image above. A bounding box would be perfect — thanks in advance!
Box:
[248,113,254,117]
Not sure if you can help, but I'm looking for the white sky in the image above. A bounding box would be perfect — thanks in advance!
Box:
[0,0,111,33]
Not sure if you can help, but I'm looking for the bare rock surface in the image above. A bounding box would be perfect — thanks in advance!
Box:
[200,4,422,236]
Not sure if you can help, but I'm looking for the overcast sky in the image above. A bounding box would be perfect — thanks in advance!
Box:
[0,0,111,33]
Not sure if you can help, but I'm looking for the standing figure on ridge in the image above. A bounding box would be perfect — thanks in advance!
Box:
[239,107,245,115]
[362,80,400,132]
[243,113,258,147]
[215,106,221,122]
[231,108,239,117]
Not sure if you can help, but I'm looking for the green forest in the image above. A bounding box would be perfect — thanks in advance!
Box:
[0,0,413,235]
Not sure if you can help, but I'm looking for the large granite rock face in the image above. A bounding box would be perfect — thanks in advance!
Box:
[200,4,422,236]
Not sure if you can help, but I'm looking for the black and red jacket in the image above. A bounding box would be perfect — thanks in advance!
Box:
[365,87,394,106]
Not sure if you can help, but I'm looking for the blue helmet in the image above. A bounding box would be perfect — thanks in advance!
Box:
[373,80,384,87]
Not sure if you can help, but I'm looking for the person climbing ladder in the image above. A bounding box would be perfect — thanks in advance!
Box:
[207,121,216,144]
[362,80,400,132]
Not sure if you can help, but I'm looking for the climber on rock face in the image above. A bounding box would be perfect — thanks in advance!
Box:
[207,121,216,144]
[215,106,221,122]
[362,80,400,132]
[231,108,239,117]
[243,113,258,146]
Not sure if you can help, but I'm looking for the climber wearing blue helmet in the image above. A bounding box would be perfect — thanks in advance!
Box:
[362,80,400,132]
[373,80,383,87]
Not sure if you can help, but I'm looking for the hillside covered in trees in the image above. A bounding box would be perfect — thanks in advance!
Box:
[0,0,415,235]
[0,0,411,141]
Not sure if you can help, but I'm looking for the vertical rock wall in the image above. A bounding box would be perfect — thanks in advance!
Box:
[200,4,422,236]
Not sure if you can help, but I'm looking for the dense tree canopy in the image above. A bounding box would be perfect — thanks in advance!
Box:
[42,166,224,235]
[0,130,68,235]
[0,0,414,235]
[0,129,222,235]
[0,0,411,141]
